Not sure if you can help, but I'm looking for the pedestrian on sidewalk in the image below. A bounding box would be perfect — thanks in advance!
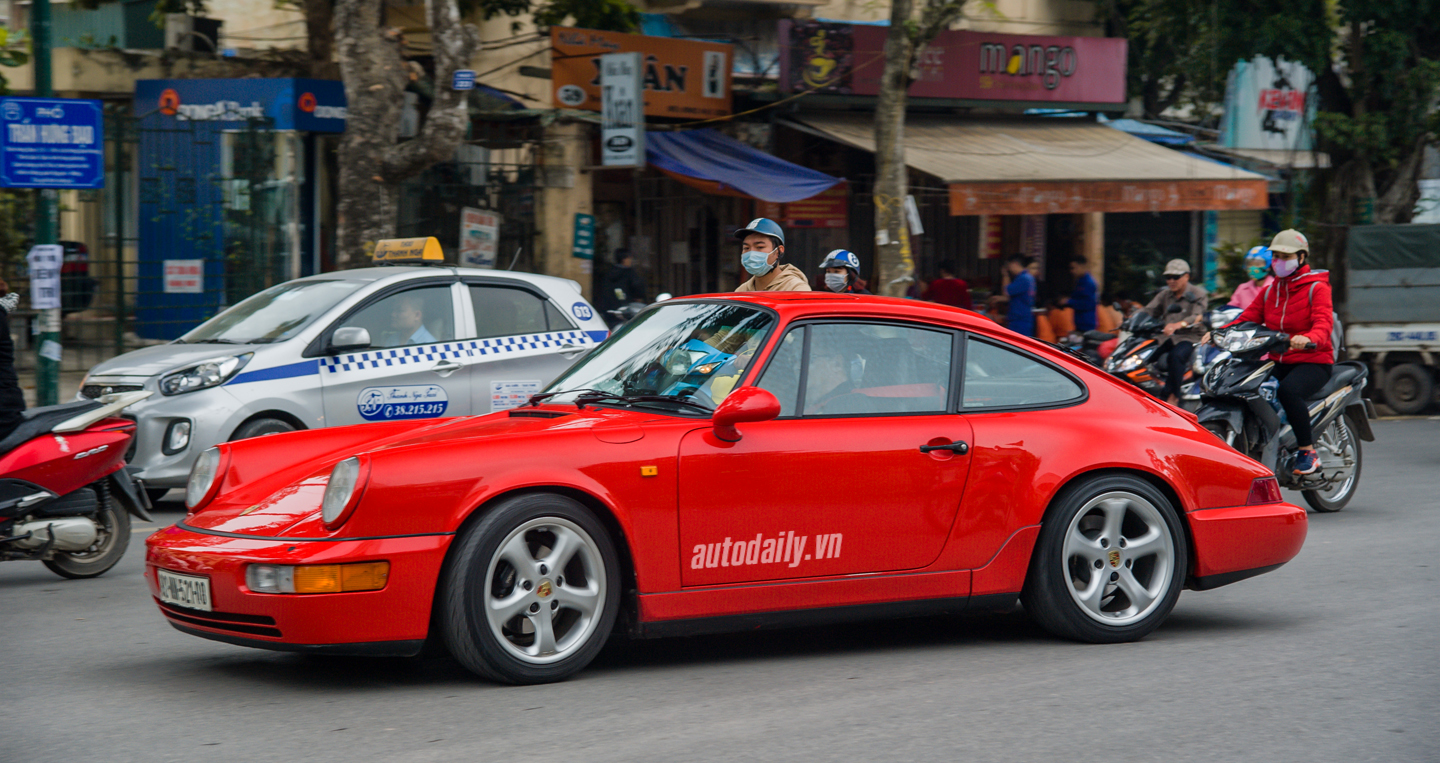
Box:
[0,279,25,441]
[1067,256,1099,332]
[921,261,971,309]
[1003,253,1036,337]
[734,218,810,292]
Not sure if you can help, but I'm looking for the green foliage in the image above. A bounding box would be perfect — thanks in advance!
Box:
[531,0,638,31]
[0,189,34,279]
[0,27,30,95]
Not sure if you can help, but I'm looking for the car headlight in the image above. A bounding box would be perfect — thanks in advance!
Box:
[160,353,253,396]
[321,457,368,528]
[185,446,226,510]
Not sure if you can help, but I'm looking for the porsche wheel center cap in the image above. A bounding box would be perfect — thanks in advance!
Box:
[1107,550,1122,568]
[536,579,553,598]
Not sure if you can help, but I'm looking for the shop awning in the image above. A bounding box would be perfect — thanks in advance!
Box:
[646,128,843,204]
[783,115,1269,215]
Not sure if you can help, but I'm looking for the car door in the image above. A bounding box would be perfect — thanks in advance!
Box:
[318,279,473,426]
[677,320,974,587]
[461,281,591,413]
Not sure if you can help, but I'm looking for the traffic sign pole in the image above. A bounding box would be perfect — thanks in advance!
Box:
[31,0,59,405]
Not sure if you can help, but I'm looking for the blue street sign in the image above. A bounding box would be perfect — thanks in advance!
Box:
[0,98,104,189]
[452,70,476,90]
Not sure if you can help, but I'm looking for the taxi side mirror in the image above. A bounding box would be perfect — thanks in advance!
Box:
[329,327,371,354]
[712,387,780,443]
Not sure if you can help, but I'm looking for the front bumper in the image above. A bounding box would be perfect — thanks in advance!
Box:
[145,523,453,651]
[1186,501,1307,589]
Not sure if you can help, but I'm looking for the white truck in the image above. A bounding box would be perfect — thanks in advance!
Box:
[1344,224,1440,415]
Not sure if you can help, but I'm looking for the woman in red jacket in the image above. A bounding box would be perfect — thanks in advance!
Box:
[1229,229,1333,475]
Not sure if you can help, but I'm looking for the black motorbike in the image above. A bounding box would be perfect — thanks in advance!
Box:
[1195,322,1375,512]
[1103,305,1192,400]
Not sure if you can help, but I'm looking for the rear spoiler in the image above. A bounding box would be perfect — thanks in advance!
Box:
[53,391,153,433]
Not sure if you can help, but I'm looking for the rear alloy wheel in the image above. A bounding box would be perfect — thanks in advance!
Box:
[1303,416,1362,513]
[1022,475,1186,643]
[1383,364,1432,416]
[43,502,130,579]
[441,494,619,684]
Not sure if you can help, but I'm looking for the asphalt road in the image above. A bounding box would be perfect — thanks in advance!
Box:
[3,420,1437,763]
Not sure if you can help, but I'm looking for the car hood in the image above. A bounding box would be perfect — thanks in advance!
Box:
[86,342,266,379]
[183,406,683,538]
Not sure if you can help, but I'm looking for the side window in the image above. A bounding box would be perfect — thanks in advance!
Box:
[756,328,804,417]
[337,285,455,350]
[802,323,952,416]
[470,285,553,338]
[544,300,577,331]
[962,338,1084,409]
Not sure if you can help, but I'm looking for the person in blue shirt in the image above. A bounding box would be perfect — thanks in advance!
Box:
[385,292,437,347]
[1003,253,1036,337]
[1068,255,1098,332]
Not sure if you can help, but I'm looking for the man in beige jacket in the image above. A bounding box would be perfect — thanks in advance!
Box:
[734,218,811,292]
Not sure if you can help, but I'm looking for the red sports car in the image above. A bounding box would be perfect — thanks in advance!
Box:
[146,293,1306,684]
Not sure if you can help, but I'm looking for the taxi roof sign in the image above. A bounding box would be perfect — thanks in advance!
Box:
[373,237,444,263]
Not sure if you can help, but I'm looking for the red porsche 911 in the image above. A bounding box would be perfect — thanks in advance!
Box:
[146,293,1306,684]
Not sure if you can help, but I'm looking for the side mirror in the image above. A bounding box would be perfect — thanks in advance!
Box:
[711,387,780,442]
[330,326,371,354]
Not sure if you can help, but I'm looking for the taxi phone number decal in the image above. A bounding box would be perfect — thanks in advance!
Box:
[358,384,448,421]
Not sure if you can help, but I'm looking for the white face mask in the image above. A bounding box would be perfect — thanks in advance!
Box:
[824,272,848,292]
[1273,257,1300,278]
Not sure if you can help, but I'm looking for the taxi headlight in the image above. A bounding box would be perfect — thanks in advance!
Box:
[321,457,368,528]
[185,446,226,511]
[160,353,253,396]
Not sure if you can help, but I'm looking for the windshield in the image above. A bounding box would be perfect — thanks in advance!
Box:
[181,279,366,345]
[542,302,777,412]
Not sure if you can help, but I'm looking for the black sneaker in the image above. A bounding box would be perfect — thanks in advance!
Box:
[1294,449,1321,475]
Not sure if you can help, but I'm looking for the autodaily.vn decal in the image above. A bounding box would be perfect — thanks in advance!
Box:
[689,531,843,570]
[358,384,448,421]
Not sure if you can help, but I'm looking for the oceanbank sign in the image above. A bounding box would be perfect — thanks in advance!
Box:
[136,78,348,133]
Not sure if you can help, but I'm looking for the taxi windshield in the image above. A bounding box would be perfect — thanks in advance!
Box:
[541,302,775,412]
[181,279,365,345]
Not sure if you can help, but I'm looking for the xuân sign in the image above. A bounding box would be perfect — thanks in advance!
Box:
[550,27,733,118]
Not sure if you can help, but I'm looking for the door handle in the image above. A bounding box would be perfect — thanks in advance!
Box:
[557,344,587,358]
[919,440,969,455]
[431,360,463,377]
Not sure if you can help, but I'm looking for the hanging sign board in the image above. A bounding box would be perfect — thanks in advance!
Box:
[163,259,204,293]
[26,245,62,309]
[783,185,849,229]
[0,98,104,189]
[573,213,596,259]
[460,207,501,269]
[452,69,476,91]
[552,27,732,118]
[600,52,645,168]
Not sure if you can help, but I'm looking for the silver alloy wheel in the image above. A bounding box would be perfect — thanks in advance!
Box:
[1311,418,1358,503]
[1061,491,1176,627]
[482,517,607,665]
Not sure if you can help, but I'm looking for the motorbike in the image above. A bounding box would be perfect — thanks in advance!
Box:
[0,391,154,578]
[1103,304,1196,400]
[1195,323,1375,513]
[1059,329,1116,367]
[1179,306,1244,407]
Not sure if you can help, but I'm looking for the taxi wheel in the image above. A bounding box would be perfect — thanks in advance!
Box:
[441,493,620,684]
[230,417,295,441]
[1021,475,1186,644]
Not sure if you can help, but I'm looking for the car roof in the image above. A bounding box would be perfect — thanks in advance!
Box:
[672,291,998,332]
[290,266,583,294]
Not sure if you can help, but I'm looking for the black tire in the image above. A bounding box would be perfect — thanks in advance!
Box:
[1021,474,1187,643]
[1383,363,1432,416]
[1303,416,1363,513]
[230,417,296,441]
[43,502,131,579]
[440,493,621,684]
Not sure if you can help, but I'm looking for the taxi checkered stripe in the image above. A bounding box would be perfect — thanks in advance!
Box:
[320,330,593,373]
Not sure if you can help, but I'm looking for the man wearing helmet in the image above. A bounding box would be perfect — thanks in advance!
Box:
[734,218,811,292]
[818,249,870,294]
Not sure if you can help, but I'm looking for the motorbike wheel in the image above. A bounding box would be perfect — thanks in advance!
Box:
[1022,475,1186,643]
[1303,416,1363,513]
[42,502,131,579]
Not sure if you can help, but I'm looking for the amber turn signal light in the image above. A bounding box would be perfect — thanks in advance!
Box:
[249,562,390,594]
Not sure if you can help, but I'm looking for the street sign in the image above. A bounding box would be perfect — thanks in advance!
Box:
[573,213,596,259]
[163,259,204,293]
[0,98,104,189]
[452,70,476,91]
[599,52,644,168]
[26,244,62,309]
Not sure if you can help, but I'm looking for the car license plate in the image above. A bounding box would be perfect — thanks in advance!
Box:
[158,569,212,612]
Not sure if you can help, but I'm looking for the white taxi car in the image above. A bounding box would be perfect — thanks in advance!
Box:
[80,239,608,498]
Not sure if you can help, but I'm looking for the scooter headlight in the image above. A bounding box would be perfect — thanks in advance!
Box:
[1115,346,1153,373]
[1218,330,1266,353]
[160,353,253,395]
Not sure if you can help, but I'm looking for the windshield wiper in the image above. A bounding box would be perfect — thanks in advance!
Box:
[574,391,711,413]
[189,338,246,344]
[526,388,613,407]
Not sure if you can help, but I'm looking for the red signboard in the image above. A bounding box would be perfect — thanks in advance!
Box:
[784,185,848,228]
[948,180,1269,216]
[780,21,1127,105]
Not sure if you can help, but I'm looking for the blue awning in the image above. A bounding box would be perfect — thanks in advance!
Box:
[1101,117,1195,145]
[646,128,843,203]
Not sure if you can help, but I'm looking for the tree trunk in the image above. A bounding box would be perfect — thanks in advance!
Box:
[333,0,478,267]
[304,0,338,79]
[873,0,914,297]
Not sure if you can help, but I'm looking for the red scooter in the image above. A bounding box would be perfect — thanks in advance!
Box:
[0,391,153,578]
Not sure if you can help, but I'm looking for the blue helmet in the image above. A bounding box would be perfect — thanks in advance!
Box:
[820,249,860,272]
[734,217,785,246]
[1245,245,1272,268]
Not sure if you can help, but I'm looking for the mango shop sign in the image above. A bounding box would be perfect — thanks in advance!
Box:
[551,27,733,118]
[780,22,1126,105]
